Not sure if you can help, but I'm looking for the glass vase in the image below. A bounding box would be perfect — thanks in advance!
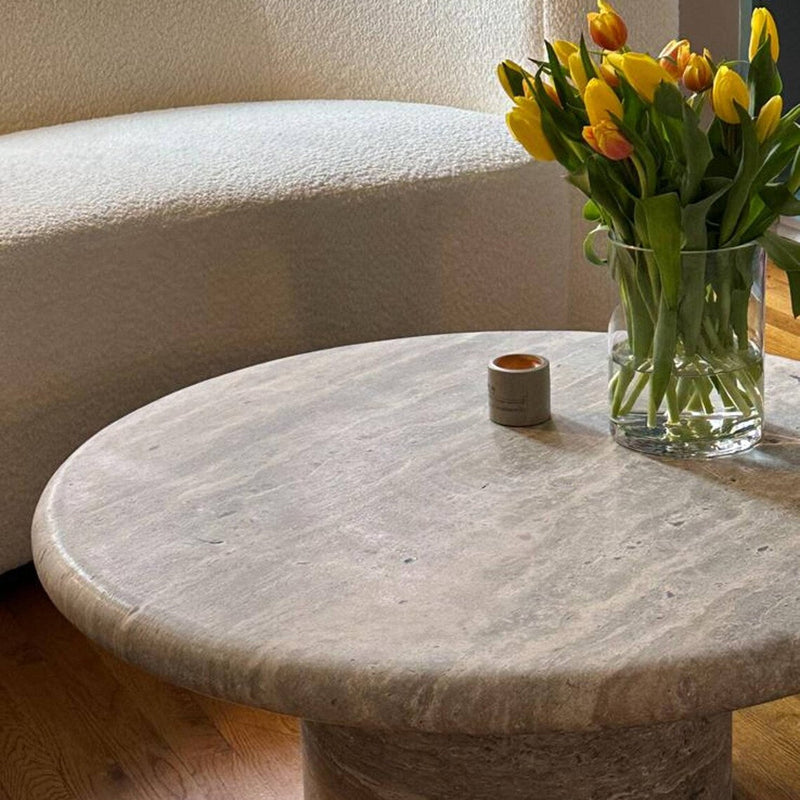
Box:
[608,240,765,458]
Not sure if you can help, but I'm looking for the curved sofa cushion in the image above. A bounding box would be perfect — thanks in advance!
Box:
[0,99,609,573]
[3,100,541,239]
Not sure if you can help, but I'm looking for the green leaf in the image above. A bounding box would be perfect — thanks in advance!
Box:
[660,116,686,167]
[636,192,683,309]
[583,225,609,264]
[680,102,713,203]
[531,71,584,140]
[538,106,583,172]
[578,34,598,85]
[760,184,800,216]
[618,75,646,131]
[788,147,800,194]
[730,287,751,350]
[611,114,657,196]
[543,41,580,114]
[748,38,783,112]
[681,180,732,250]
[587,157,634,242]
[773,107,800,143]
[706,154,737,181]
[653,82,685,119]
[760,229,800,272]
[615,247,655,365]
[719,103,760,244]
[708,117,725,155]
[753,140,800,191]
[737,205,778,243]
[759,231,800,318]
[678,251,708,357]
[566,169,590,196]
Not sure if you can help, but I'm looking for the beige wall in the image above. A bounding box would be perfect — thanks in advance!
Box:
[680,0,743,62]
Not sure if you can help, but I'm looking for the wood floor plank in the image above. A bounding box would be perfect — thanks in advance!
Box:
[766,263,800,360]
[732,696,800,800]
[5,585,204,800]
[94,648,287,800]
[0,604,140,800]
[0,680,79,800]
[192,695,301,799]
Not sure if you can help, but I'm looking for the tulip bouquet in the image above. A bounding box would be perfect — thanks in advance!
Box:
[499,4,800,455]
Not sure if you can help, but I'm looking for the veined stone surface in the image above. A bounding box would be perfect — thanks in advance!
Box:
[33,332,800,735]
[302,715,732,799]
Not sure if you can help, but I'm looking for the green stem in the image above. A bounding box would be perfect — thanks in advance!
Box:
[666,379,681,424]
[715,373,753,416]
[631,155,650,198]
[611,365,635,418]
[618,371,650,416]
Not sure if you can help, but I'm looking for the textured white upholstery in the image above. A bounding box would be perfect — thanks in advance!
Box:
[1,0,679,573]
[2,0,678,135]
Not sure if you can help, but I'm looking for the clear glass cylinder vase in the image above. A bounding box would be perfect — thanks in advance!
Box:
[608,240,765,458]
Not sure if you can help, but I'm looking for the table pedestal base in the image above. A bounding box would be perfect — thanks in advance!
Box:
[302,714,731,799]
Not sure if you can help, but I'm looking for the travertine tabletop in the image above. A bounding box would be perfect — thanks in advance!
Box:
[33,332,800,799]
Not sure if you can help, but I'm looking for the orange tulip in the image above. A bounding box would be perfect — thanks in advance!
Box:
[583,120,634,160]
[523,78,562,108]
[599,57,620,88]
[587,1,628,51]
[682,52,713,93]
[658,39,691,80]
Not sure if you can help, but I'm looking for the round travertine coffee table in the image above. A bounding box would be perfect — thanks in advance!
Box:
[33,331,800,799]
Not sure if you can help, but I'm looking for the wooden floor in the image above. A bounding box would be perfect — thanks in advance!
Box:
[1,263,799,800]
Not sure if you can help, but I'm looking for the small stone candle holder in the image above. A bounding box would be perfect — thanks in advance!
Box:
[488,353,550,427]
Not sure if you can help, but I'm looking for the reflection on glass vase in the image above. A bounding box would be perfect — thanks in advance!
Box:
[608,240,765,458]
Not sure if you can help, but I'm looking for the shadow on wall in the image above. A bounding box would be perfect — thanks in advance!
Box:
[679,0,742,63]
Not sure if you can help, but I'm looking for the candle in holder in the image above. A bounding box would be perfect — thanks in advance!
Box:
[488,353,550,427]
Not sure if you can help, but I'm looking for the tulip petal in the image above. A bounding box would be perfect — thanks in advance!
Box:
[506,108,556,161]
[712,66,751,124]
[584,78,624,127]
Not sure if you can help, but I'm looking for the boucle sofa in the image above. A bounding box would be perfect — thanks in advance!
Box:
[0,0,678,574]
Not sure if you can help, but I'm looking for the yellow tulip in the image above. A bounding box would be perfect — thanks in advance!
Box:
[682,52,713,93]
[568,51,592,95]
[749,7,779,62]
[605,52,675,102]
[583,120,634,161]
[506,105,556,161]
[587,0,628,51]
[497,60,527,101]
[552,40,579,67]
[756,95,783,142]
[584,78,624,127]
[712,66,750,124]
